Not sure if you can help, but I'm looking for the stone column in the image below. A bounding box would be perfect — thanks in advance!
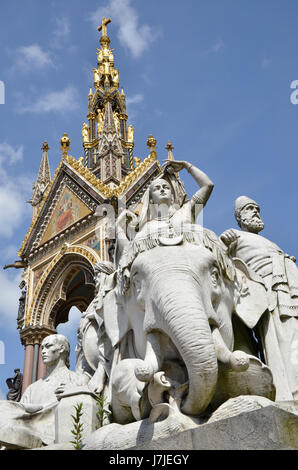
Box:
[31,342,40,383]
[87,112,96,141]
[119,113,128,141]
[21,342,34,395]
[37,344,46,380]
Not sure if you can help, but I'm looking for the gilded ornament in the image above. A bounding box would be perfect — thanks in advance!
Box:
[127,124,134,144]
[82,123,89,143]
[97,17,112,38]
[112,69,119,88]
[97,109,104,135]
[93,68,101,87]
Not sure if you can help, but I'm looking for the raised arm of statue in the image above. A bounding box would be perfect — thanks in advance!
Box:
[162,159,214,209]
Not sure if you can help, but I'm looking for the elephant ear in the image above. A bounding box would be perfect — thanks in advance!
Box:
[233,258,268,329]
[103,289,129,348]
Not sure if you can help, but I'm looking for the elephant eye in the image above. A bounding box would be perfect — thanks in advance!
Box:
[211,267,220,285]
[132,273,142,293]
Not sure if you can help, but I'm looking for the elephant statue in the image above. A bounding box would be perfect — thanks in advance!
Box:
[103,224,275,423]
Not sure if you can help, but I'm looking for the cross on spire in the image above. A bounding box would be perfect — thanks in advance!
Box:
[98,17,111,37]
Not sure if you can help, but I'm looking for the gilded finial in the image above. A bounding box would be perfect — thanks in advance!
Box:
[60,133,70,159]
[97,17,112,38]
[147,134,156,150]
[147,135,157,159]
[41,141,50,152]
[165,141,175,161]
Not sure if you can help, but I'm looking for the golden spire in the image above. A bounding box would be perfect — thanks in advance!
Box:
[94,17,117,90]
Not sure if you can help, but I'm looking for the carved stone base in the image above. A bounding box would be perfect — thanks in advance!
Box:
[82,396,298,451]
[33,396,298,450]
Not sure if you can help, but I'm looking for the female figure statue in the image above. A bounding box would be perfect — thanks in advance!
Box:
[116,159,214,259]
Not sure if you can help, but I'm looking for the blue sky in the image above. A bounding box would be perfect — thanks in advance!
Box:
[0,0,297,397]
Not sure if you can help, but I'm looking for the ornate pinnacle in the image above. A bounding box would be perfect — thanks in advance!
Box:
[165,141,174,161]
[60,133,71,159]
[147,134,157,151]
[41,141,50,152]
[98,17,111,49]
[147,135,157,159]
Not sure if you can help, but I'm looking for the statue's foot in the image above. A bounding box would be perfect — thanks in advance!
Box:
[229,350,250,372]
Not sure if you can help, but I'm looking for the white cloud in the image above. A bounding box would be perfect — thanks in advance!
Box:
[0,245,19,261]
[203,37,224,55]
[126,93,143,119]
[0,388,5,400]
[261,58,272,69]
[15,44,54,71]
[90,0,158,59]
[126,93,143,106]
[17,85,80,114]
[0,186,27,237]
[0,142,23,167]
[52,17,72,50]
[0,142,31,238]
[53,17,71,40]
[0,270,22,328]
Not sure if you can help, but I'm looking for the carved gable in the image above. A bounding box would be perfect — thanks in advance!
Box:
[19,161,108,258]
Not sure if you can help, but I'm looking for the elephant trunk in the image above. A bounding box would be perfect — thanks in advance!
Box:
[149,272,218,416]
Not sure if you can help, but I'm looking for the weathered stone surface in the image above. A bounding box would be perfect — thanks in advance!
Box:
[80,396,298,451]
[82,409,201,451]
[193,396,298,450]
[0,424,43,450]
[55,392,99,444]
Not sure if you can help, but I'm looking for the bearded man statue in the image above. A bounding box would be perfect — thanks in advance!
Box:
[220,196,298,402]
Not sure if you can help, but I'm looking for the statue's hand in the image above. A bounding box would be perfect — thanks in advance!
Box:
[23,404,43,414]
[116,209,138,230]
[54,382,67,397]
[220,229,238,247]
[162,159,188,174]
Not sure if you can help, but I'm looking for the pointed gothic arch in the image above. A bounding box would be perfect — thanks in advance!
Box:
[29,246,100,330]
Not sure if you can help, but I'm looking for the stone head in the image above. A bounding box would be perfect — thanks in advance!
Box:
[149,178,173,206]
[234,196,264,233]
[41,334,70,368]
